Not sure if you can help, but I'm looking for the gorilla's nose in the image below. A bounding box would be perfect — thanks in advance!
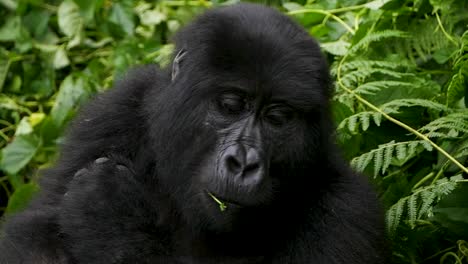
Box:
[222,145,265,186]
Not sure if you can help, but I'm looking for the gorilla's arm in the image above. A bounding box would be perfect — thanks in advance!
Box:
[0,66,170,263]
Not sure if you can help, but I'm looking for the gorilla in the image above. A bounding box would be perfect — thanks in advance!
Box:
[0,3,387,264]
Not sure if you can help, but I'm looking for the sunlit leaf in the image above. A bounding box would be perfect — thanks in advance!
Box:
[53,46,70,69]
[58,0,83,38]
[5,183,40,215]
[50,74,86,127]
[0,134,41,175]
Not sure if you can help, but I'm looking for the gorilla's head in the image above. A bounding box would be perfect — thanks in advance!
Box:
[145,3,331,233]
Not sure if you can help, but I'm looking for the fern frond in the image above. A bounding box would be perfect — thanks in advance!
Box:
[331,60,410,76]
[454,138,468,158]
[446,67,467,106]
[419,112,468,138]
[337,111,380,134]
[354,81,414,96]
[381,99,449,114]
[340,69,412,88]
[349,30,408,54]
[351,140,433,176]
[386,175,463,235]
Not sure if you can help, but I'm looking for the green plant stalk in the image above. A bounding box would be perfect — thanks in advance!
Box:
[288,9,355,35]
[207,192,227,212]
[435,12,458,46]
[336,55,468,175]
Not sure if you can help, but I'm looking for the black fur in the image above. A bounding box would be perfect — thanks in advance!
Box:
[0,3,387,264]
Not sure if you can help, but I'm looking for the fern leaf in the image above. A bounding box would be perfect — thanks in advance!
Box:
[419,112,468,137]
[446,67,467,106]
[387,198,405,234]
[347,114,358,133]
[349,30,408,54]
[381,99,449,114]
[418,191,436,219]
[351,140,432,175]
[351,151,373,173]
[373,147,384,177]
[386,175,462,235]
[339,60,409,72]
[360,112,371,131]
[382,142,394,174]
[396,143,407,160]
[354,81,414,96]
[338,111,380,134]
[408,194,418,228]
[372,112,382,126]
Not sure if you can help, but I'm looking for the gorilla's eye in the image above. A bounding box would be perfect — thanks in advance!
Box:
[217,93,247,114]
[265,105,293,126]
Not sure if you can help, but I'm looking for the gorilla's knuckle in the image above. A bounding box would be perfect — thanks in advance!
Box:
[94,157,110,164]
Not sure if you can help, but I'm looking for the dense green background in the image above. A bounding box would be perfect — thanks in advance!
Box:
[1,0,468,263]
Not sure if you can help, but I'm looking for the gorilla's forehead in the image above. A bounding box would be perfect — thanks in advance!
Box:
[176,5,329,109]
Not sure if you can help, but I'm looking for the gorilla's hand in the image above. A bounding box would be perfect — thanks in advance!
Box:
[63,156,137,211]
[59,157,150,263]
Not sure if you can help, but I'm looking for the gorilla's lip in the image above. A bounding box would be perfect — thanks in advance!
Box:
[205,190,245,209]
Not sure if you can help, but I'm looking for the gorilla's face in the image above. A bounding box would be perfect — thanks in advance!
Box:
[146,5,331,232]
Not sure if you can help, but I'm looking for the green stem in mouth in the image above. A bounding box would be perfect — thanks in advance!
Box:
[207,192,227,212]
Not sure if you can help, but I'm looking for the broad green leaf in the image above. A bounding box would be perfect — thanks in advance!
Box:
[139,9,166,26]
[29,113,46,127]
[433,47,457,64]
[0,52,10,91]
[15,117,33,136]
[50,74,86,127]
[321,40,350,56]
[0,16,20,41]
[22,9,50,38]
[364,0,392,10]
[75,0,104,24]
[5,183,39,215]
[0,94,21,111]
[0,0,17,10]
[433,184,468,236]
[0,134,41,175]
[34,43,58,53]
[109,2,135,35]
[58,0,83,38]
[282,2,302,11]
[53,46,70,69]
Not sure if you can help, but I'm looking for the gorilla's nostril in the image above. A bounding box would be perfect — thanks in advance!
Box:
[244,163,260,173]
[226,156,242,173]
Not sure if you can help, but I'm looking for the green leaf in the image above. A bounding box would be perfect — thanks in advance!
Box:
[58,0,83,38]
[53,46,70,69]
[0,0,17,10]
[364,0,392,10]
[0,16,21,41]
[433,46,457,64]
[15,117,33,136]
[0,134,41,175]
[75,0,104,24]
[0,52,10,91]
[321,40,350,56]
[50,74,86,127]
[433,184,468,236]
[5,183,40,215]
[139,9,166,26]
[109,2,135,35]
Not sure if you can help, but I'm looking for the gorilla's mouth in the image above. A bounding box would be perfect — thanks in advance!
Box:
[206,191,244,212]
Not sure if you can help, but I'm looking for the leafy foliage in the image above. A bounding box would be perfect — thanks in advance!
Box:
[1,0,468,263]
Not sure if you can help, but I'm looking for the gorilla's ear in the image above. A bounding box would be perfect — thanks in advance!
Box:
[171,48,187,81]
